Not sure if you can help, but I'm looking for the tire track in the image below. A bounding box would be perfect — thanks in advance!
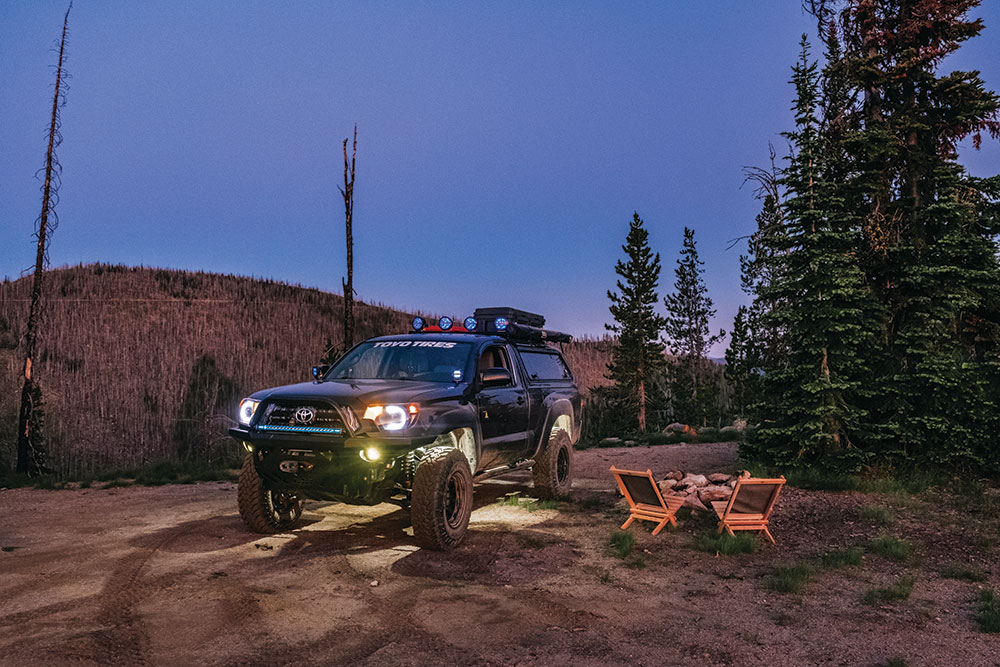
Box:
[91,526,189,666]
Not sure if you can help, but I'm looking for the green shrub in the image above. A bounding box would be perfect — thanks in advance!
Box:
[609,530,635,559]
[764,563,814,594]
[940,563,987,582]
[885,657,909,667]
[821,547,864,569]
[869,535,913,563]
[694,532,757,556]
[975,590,1000,633]
[719,427,741,441]
[862,575,915,606]
[859,506,894,524]
[697,427,721,442]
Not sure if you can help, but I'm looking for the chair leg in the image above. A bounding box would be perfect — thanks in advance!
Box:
[762,527,776,544]
[717,522,725,534]
[651,518,669,536]
[621,516,635,531]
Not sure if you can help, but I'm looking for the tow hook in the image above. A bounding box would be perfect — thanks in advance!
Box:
[280,460,313,473]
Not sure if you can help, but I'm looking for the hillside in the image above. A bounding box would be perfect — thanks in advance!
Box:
[0,264,611,476]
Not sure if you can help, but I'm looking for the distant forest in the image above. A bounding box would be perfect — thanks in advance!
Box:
[0,264,611,477]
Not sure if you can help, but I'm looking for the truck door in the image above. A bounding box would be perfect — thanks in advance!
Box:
[476,344,531,467]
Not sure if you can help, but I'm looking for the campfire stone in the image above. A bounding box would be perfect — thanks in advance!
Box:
[680,474,709,488]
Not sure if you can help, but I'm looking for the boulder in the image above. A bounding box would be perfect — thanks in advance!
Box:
[707,473,731,484]
[683,493,709,512]
[680,474,709,488]
[665,422,690,434]
[699,486,732,503]
[658,479,677,492]
[665,470,684,482]
[599,437,621,447]
[738,470,751,479]
[727,479,738,489]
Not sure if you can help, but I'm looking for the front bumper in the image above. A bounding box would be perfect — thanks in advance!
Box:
[229,426,436,504]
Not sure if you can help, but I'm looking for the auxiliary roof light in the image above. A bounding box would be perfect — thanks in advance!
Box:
[439,316,453,331]
[494,317,509,332]
[463,317,478,331]
[412,316,425,331]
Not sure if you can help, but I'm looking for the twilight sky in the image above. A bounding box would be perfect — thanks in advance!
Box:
[3,2,999,353]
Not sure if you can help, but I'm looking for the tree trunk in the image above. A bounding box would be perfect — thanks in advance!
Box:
[340,125,357,350]
[16,4,71,476]
[637,378,646,433]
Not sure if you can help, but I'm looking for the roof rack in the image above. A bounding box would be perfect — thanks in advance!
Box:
[410,307,572,343]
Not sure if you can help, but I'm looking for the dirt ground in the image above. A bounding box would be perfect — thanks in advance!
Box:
[2,442,998,666]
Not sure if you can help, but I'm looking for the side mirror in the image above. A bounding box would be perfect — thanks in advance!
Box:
[312,364,331,380]
[480,367,512,388]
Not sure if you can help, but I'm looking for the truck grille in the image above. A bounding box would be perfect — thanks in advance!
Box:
[256,402,346,435]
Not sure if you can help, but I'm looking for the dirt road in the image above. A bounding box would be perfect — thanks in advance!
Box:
[2,442,996,666]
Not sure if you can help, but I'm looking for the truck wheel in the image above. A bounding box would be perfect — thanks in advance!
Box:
[532,429,573,499]
[411,448,473,550]
[237,455,304,533]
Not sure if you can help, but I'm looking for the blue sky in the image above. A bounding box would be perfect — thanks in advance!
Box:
[3,2,998,352]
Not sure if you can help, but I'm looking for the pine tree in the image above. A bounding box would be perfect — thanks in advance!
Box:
[663,227,724,426]
[838,0,1000,469]
[606,212,667,432]
[736,179,789,425]
[725,305,757,420]
[747,37,881,470]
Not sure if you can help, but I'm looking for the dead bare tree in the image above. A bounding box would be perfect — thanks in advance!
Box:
[16,3,72,476]
[339,125,357,351]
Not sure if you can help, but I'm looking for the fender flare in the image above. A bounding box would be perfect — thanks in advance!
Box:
[421,404,481,473]
[529,398,576,459]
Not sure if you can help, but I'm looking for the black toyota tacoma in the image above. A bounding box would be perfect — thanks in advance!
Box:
[229,307,582,550]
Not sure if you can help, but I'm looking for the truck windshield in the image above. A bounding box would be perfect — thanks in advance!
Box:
[329,341,474,382]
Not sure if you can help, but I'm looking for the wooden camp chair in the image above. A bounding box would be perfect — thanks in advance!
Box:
[610,466,685,536]
[711,476,786,544]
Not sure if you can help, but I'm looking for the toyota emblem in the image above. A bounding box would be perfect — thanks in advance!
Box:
[294,406,316,424]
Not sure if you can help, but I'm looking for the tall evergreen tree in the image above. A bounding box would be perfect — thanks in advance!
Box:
[746,37,882,470]
[606,212,667,432]
[837,0,1000,469]
[725,305,757,420]
[663,227,724,426]
[736,177,789,425]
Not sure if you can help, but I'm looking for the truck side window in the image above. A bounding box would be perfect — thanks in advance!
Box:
[479,346,516,383]
[519,350,572,381]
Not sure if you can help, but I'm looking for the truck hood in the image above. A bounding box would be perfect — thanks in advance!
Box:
[250,379,467,409]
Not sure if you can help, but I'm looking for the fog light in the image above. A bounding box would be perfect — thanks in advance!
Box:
[360,447,381,462]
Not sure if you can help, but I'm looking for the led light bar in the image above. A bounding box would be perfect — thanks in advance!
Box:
[256,424,343,434]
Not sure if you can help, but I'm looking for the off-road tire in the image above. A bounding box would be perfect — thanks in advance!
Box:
[532,429,573,499]
[237,455,304,533]
[411,447,473,550]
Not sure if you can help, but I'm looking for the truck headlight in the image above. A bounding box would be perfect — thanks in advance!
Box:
[238,398,259,426]
[363,404,418,431]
